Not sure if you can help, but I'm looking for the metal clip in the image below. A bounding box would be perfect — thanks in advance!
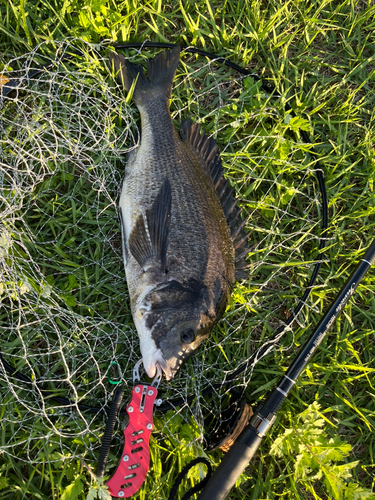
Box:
[133,359,143,385]
[133,360,162,390]
[151,363,162,389]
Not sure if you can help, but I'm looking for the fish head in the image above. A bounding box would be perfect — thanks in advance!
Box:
[134,279,218,380]
[155,314,209,380]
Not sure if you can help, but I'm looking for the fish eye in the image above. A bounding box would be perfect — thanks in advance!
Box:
[181,328,195,344]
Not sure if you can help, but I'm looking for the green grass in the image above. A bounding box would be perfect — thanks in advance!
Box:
[1,1,375,499]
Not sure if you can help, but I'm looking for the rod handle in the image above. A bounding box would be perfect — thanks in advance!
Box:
[197,426,262,500]
[258,388,286,419]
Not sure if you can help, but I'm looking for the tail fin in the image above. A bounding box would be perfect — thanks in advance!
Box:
[109,47,180,107]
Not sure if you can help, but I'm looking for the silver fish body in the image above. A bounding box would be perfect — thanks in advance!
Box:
[110,48,248,379]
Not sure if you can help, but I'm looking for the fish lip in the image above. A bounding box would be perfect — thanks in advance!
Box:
[143,348,167,378]
[143,354,180,381]
[162,364,178,381]
[147,354,178,381]
[146,350,188,381]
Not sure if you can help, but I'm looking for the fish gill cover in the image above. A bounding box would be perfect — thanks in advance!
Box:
[0,39,323,467]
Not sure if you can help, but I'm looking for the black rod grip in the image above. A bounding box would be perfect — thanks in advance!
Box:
[197,426,262,500]
[258,388,286,418]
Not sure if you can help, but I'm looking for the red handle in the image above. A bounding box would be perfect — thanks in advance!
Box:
[106,384,158,498]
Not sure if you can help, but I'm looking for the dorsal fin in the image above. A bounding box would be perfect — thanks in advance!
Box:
[180,119,251,280]
[180,119,223,187]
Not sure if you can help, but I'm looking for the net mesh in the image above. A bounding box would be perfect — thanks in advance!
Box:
[0,39,323,466]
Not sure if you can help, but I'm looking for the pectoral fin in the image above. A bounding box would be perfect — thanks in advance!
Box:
[128,214,154,270]
[146,179,171,272]
[128,179,171,272]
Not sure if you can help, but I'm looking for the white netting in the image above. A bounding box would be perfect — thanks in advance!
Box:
[0,39,323,466]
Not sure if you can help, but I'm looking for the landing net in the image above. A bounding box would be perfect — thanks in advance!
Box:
[0,39,324,467]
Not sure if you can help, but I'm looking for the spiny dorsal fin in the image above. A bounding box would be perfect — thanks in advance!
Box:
[128,179,171,272]
[180,119,223,187]
[181,119,252,281]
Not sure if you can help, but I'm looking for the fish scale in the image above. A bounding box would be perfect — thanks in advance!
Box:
[110,47,249,380]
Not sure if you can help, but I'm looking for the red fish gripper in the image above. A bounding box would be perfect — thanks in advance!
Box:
[106,383,160,497]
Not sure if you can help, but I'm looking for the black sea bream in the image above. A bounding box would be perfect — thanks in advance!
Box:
[110,47,249,379]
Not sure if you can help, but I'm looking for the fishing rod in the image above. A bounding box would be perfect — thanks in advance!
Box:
[196,239,375,500]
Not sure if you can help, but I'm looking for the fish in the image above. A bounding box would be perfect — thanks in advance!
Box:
[109,47,250,380]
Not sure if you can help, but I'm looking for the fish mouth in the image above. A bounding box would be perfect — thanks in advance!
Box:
[143,348,188,381]
[144,354,183,381]
[142,348,167,379]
